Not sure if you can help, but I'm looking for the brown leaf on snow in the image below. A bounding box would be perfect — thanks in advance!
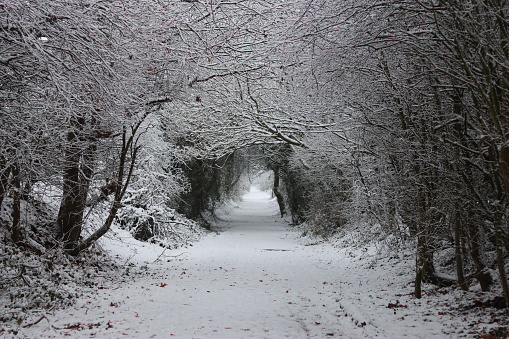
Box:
[63,323,82,330]
[387,301,407,309]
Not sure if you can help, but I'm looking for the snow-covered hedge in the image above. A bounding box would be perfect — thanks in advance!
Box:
[115,204,204,249]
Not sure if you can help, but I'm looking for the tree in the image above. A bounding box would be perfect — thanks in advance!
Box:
[1,0,193,252]
[292,0,509,302]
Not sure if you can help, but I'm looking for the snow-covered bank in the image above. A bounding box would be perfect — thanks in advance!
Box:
[9,188,508,338]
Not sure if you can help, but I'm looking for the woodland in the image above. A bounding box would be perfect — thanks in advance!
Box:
[1,0,509,334]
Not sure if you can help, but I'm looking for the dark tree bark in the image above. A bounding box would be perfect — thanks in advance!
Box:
[494,210,509,309]
[57,126,95,251]
[67,123,141,256]
[415,190,455,298]
[11,163,22,244]
[467,218,493,292]
[272,167,286,217]
[0,161,10,212]
[454,213,468,291]
[414,234,425,299]
[415,232,440,298]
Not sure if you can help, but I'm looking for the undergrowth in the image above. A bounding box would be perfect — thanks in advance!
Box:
[0,241,120,330]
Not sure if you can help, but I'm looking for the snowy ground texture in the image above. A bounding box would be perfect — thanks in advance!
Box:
[5,188,509,338]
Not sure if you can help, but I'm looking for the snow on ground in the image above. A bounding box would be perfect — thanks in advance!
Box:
[12,188,508,338]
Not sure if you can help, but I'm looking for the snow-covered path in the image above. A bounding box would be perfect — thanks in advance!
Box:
[158,188,348,338]
[19,188,486,338]
[103,188,351,338]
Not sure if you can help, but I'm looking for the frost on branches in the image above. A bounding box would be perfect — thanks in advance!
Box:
[115,114,203,249]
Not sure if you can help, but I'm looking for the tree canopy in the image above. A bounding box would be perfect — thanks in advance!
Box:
[1,0,508,308]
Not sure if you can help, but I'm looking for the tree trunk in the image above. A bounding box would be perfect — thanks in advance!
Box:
[467,219,493,291]
[0,155,10,210]
[57,132,95,251]
[68,125,140,256]
[11,163,22,244]
[493,146,509,307]
[273,167,286,217]
[494,211,509,308]
[57,140,84,250]
[415,234,425,299]
[415,191,454,299]
[455,213,468,291]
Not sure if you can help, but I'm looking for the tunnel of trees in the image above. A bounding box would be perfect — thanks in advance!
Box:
[1,0,509,310]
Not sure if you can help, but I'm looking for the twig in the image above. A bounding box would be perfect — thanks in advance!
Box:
[122,252,138,266]
[17,265,31,287]
[152,248,168,263]
[22,314,49,328]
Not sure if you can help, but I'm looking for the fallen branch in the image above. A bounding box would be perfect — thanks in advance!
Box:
[22,314,49,328]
